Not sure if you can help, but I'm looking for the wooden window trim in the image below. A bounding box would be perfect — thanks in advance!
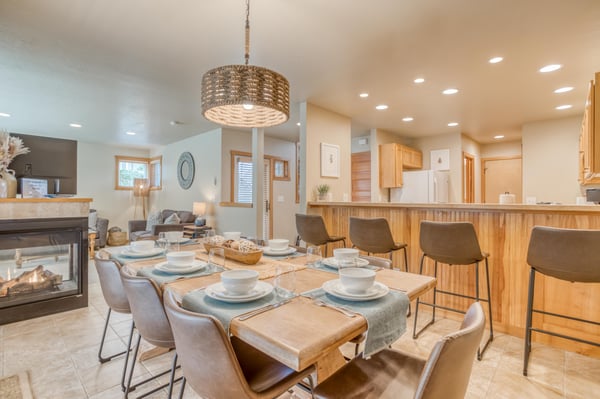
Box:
[229,150,289,203]
[115,155,162,191]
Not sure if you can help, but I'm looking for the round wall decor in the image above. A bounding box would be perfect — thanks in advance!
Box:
[177,152,195,189]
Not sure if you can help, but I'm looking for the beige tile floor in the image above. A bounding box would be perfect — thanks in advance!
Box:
[1,263,599,398]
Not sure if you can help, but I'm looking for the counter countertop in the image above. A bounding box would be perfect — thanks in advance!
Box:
[308,202,600,213]
[0,197,92,203]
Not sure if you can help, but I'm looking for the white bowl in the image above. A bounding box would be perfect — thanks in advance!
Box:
[130,240,155,253]
[221,269,259,295]
[268,238,289,251]
[334,248,359,261]
[339,268,376,294]
[223,231,241,240]
[165,231,184,242]
[166,251,195,267]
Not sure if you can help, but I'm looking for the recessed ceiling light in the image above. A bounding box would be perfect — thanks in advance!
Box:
[442,88,459,95]
[554,86,573,93]
[69,123,82,128]
[359,93,369,98]
[296,122,301,126]
[126,131,137,136]
[375,104,388,110]
[494,135,505,139]
[539,64,562,73]
[489,56,503,64]
[555,104,572,110]
[414,78,425,84]
[447,122,459,127]
[0,112,10,117]
[402,117,414,122]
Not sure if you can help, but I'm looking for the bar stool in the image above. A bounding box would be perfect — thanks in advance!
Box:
[523,226,600,376]
[295,213,346,257]
[348,217,408,271]
[413,220,493,360]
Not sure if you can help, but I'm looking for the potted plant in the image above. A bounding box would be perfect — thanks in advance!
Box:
[316,184,330,201]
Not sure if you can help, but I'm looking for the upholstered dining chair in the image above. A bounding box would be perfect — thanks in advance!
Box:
[523,226,600,376]
[163,289,315,399]
[120,266,183,398]
[295,213,346,257]
[349,217,408,271]
[413,220,493,360]
[94,255,134,392]
[313,302,485,399]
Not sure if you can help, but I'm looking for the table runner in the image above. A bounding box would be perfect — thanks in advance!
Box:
[137,263,224,285]
[193,250,307,279]
[302,287,409,358]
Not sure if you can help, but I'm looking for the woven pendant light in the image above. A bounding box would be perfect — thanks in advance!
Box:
[201,0,289,128]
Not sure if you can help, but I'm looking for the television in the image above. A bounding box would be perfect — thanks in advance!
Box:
[8,133,77,195]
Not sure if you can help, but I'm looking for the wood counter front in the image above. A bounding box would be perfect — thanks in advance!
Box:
[308,202,600,356]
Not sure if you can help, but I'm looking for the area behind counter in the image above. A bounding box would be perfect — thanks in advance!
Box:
[308,202,600,356]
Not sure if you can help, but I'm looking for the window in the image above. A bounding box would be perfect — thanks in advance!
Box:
[234,154,253,203]
[115,155,162,190]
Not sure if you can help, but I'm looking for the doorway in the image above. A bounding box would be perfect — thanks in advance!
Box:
[351,151,371,202]
[482,157,522,203]
[463,152,475,203]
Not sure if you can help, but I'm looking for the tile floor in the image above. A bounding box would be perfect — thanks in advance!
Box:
[1,262,599,398]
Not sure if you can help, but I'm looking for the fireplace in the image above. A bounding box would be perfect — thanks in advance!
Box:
[0,217,88,324]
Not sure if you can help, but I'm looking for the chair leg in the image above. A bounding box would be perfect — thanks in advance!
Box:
[120,321,136,392]
[178,377,186,399]
[523,268,536,376]
[402,247,409,273]
[477,258,494,360]
[413,254,436,338]
[166,352,178,398]
[124,334,142,398]
[98,308,128,363]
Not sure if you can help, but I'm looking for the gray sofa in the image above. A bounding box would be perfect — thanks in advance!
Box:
[128,209,196,241]
[89,209,109,248]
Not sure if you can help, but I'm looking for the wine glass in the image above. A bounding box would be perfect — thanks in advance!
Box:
[306,245,322,267]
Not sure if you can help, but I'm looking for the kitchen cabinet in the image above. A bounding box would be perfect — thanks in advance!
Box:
[378,143,423,188]
[579,72,600,185]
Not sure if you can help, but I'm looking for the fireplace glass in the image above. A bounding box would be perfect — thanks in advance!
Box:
[0,217,87,324]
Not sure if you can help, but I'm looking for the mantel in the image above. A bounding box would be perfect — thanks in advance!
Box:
[0,197,92,219]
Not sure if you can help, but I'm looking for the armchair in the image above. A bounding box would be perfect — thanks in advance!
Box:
[89,209,109,248]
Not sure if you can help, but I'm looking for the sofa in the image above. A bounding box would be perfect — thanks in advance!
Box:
[128,209,196,241]
[89,209,109,248]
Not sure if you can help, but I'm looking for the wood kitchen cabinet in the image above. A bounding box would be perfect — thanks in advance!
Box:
[579,72,600,185]
[379,143,423,188]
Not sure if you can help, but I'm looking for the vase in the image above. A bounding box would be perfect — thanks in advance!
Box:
[0,173,7,198]
[2,169,17,198]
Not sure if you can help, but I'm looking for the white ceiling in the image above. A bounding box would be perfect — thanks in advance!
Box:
[0,0,599,148]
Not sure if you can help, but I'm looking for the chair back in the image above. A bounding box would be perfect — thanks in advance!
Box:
[94,256,130,314]
[163,290,255,398]
[419,221,484,265]
[296,214,331,246]
[359,254,392,269]
[527,226,600,282]
[349,217,396,253]
[120,266,175,348]
[415,302,485,399]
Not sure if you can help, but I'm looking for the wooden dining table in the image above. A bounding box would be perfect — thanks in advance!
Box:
[115,243,436,382]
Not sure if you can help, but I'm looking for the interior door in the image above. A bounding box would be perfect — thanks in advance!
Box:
[482,157,522,203]
[263,159,271,241]
[351,151,371,201]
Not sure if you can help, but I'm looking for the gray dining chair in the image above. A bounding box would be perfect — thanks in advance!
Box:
[523,226,600,376]
[313,302,485,399]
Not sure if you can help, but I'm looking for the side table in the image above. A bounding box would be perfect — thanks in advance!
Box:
[88,231,97,259]
[183,224,211,239]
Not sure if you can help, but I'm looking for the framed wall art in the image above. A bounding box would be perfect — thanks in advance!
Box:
[320,143,340,178]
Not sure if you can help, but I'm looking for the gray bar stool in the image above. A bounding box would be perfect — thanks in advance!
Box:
[413,220,493,360]
[295,213,346,257]
[523,226,600,376]
[348,217,408,271]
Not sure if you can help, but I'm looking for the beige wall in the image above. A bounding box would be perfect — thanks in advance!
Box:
[481,140,522,158]
[301,102,351,206]
[522,116,581,204]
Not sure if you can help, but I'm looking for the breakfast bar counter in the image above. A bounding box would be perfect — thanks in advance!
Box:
[307,202,600,356]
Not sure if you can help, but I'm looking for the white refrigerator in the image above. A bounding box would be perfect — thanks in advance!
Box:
[389,170,450,203]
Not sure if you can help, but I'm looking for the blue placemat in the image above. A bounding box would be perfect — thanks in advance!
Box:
[309,261,380,274]
[302,287,409,358]
[112,251,166,265]
[182,288,281,331]
[137,263,224,285]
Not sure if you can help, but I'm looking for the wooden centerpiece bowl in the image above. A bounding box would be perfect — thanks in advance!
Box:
[204,243,263,265]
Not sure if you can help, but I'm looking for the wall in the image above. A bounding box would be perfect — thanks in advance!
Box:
[522,116,581,204]
[301,103,352,205]
[220,128,298,242]
[413,132,462,202]
[480,140,522,158]
[77,141,149,231]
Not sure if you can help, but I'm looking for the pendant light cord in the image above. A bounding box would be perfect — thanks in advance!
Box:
[244,0,250,65]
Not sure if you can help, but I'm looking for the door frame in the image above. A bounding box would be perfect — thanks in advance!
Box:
[480,155,522,203]
[462,151,475,203]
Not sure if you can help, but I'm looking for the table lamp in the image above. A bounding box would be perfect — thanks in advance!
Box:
[193,202,206,226]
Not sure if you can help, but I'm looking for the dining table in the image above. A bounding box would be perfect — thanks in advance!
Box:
[104,240,436,382]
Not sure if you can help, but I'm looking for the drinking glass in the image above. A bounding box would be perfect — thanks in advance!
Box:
[338,257,358,269]
[204,229,216,244]
[157,232,168,251]
[167,240,180,253]
[274,264,296,299]
[209,247,225,269]
[306,245,322,267]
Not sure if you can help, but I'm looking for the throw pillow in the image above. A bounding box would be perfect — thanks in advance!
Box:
[88,210,98,231]
[177,211,195,223]
[164,213,181,225]
[146,210,162,231]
